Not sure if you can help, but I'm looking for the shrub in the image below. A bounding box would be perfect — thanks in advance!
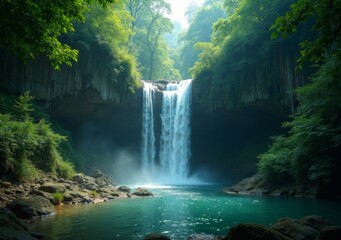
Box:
[52,192,64,205]
[0,92,76,181]
[90,190,97,198]
[56,157,76,179]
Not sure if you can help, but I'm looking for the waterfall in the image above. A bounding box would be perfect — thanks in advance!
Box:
[141,82,157,175]
[159,80,192,181]
[141,79,192,183]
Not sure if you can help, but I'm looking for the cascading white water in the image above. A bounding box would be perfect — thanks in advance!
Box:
[141,79,192,183]
[141,82,157,175]
[159,80,192,181]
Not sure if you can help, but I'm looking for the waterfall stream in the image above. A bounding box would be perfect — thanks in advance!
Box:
[141,80,192,183]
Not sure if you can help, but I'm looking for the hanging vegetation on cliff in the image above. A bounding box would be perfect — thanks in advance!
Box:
[191,0,311,110]
[258,0,341,190]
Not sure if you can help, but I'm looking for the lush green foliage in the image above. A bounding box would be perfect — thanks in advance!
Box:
[64,2,141,94]
[258,0,341,187]
[191,0,308,110]
[127,0,181,80]
[0,92,75,180]
[178,0,225,78]
[259,53,341,185]
[271,0,341,66]
[0,0,118,69]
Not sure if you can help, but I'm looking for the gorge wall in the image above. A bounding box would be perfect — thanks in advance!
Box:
[0,47,300,183]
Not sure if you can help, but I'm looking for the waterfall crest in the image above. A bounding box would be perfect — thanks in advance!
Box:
[141,80,192,183]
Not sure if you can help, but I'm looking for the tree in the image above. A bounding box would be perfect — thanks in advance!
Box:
[179,0,225,78]
[271,0,341,66]
[0,0,118,69]
[127,0,180,80]
[258,0,341,188]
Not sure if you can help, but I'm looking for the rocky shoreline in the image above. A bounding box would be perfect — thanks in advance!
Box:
[1,173,341,240]
[145,215,341,240]
[0,170,153,209]
[222,174,339,199]
[0,170,154,239]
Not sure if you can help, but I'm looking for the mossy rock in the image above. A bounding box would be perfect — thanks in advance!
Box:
[8,195,55,219]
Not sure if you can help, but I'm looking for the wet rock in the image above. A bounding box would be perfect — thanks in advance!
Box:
[319,226,341,240]
[223,175,264,195]
[225,223,290,240]
[72,174,84,184]
[273,217,319,240]
[39,182,66,193]
[29,190,54,203]
[300,215,331,231]
[144,233,171,240]
[133,187,153,197]
[118,186,131,193]
[8,195,55,219]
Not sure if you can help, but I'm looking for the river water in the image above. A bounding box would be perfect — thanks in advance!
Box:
[30,185,341,240]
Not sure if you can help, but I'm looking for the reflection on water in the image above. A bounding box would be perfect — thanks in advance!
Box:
[30,185,341,240]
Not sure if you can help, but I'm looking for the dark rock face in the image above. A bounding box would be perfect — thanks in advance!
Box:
[132,187,153,197]
[143,233,171,240]
[8,195,55,219]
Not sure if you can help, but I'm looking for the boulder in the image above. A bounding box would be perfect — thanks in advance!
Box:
[92,170,105,178]
[29,190,54,203]
[39,183,66,193]
[83,182,98,191]
[223,175,264,195]
[133,187,153,197]
[319,226,341,240]
[8,195,55,219]
[300,215,331,231]
[225,223,290,240]
[110,192,120,197]
[144,233,171,240]
[72,174,84,184]
[273,217,319,240]
[118,186,131,193]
